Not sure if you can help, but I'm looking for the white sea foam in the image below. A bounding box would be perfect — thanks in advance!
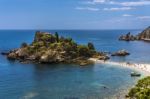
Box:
[22,92,38,99]
[89,58,150,75]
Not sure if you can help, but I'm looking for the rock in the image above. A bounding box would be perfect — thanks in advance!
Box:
[7,52,17,60]
[26,55,36,60]
[1,52,9,55]
[138,26,150,41]
[119,26,150,41]
[111,50,130,56]
[15,48,29,59]
[119,32,136,41]
[98,55,110,60]
[79,60,94,66]
[79,62,88,66]
[40,54,57,63]
[39,50,64,63]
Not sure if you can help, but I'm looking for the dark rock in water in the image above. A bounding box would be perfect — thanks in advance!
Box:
[1,52,9,55]
[119,26,150,41]
[103,86,109,89]
[111,50,130,56]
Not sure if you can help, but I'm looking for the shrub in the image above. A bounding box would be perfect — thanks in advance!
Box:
[55,32,59,42]
[77,45,91,57]
[21,42,28,48]
[128,76,150,99]
[88,42,95,50]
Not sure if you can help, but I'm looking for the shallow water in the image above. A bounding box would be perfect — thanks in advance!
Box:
[0,30,149,99]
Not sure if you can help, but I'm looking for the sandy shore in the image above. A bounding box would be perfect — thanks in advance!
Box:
[89,58,150,75]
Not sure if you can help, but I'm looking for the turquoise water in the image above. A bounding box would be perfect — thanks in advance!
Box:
[0,30,150,99]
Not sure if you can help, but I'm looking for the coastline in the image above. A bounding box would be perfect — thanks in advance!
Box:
[89,58,150,75]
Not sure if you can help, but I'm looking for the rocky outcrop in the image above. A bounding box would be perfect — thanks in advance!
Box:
[2,31,109,66]
[138,26,150,41]
[119,26,150,41]
[119,32,136,41]
[111,50,130,56]
[7,52,17,60]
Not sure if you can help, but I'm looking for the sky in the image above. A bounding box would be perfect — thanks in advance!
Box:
[0,0,150,29]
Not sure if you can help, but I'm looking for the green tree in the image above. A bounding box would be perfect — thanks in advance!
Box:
[88,42,95,50]
[55,32,59,42]
[21,42,28,48]
[77,45,91,57]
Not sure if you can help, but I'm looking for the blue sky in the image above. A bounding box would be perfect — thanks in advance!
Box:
[0,0,150,29]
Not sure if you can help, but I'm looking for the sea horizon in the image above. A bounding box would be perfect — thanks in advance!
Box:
[0,28,143,31]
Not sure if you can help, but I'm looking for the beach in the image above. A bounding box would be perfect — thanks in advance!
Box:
[90,58,150,75]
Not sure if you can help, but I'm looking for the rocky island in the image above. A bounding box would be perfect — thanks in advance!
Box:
[119,26,150,41]
[2,31,109,66]
[111,50,130,56]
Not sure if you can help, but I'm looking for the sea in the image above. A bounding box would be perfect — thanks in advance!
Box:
[0,30,150,99]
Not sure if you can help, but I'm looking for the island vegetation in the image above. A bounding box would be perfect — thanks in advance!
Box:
[3,31,109,66]
[127,76,150,99]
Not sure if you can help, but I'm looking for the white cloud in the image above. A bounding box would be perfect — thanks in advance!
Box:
[122,15,150,20]
[85,0,150,6]
[75,7,99,11]
[122,14,133,17]
[137,16,150,19]
[103,7,134,11]
[85,0,109,4]
[114,1,150,6]
[92,0,107,3]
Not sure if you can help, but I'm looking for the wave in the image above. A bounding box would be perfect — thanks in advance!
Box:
[22,92,38,99]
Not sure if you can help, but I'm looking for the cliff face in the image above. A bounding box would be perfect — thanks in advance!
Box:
[3,31,109,66]
[119,26,150,41]
[138,26,150,40]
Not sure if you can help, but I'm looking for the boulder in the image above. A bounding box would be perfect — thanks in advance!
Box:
[97,55,110,60]
[7,52,17,60]
[15,48,29,59]
[111,50,130,56]
[39,50,64,63]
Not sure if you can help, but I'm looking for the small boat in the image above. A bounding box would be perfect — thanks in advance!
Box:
[131,72,141,77]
